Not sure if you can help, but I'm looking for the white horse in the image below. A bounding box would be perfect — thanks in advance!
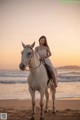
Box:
[19,42,56,120]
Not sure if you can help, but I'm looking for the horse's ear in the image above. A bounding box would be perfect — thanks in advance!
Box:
[22,42,26,48]
[31,41,35,48]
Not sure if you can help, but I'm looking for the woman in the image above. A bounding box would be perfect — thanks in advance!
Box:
[35,36,58,87]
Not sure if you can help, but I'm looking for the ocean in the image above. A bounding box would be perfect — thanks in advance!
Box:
[0,69,80,100]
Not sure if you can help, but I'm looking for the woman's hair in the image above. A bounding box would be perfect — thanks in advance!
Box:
[39,36,49,48]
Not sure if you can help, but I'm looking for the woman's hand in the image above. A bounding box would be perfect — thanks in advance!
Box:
[40,58,44,61]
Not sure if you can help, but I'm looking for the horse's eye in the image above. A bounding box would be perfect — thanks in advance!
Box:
[27,52,31,56]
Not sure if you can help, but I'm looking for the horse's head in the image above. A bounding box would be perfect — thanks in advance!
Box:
[19,42,35,71]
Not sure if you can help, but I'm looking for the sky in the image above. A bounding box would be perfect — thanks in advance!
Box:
[0,0,80,70]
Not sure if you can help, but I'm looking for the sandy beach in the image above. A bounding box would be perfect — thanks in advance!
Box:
[0,99,80,120]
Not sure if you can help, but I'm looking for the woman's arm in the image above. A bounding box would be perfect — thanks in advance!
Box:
[47,47,52,57]
[42,47,52,59]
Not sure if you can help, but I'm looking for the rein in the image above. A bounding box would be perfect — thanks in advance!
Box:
[25,59,41,71]
[25,47,41,71]
[29,60,41,69]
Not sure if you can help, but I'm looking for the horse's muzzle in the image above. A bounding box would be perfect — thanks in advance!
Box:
[19,63,25,71]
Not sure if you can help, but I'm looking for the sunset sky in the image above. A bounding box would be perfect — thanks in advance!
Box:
[0,0,80,70]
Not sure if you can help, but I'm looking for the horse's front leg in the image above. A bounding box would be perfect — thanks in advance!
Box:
[44,89,49,112]
[40,90,45,120]
[29,87,35,120]
[50,83,56,113]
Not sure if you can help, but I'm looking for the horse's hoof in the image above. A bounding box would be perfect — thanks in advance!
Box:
[52,110,56,114]
[40,117,44,120]
[31,117,35,120]
[44,109,48,113]
[52,111,56,114]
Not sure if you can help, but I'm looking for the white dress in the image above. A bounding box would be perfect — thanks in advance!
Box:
[36,49,58,86]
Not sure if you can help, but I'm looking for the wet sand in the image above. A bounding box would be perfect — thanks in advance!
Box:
[0,99,80,120]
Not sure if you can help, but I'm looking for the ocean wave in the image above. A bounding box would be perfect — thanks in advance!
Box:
[58,71,80,76]
[58,71,80,82]
[58,76,80,82]
[0,72,29,77]
[0,80,27,84]
[0,70,80,84]
[0,77,80,84]
[0,74,28,77]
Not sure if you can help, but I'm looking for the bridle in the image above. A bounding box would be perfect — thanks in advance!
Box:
[25,46,41,71]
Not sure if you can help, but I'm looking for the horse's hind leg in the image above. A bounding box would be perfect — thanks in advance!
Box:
[50,83,56,113]
[29,87,35,120]
[44,89,49,112]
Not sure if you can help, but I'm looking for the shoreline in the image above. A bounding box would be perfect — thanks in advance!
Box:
[0,97,80,101]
